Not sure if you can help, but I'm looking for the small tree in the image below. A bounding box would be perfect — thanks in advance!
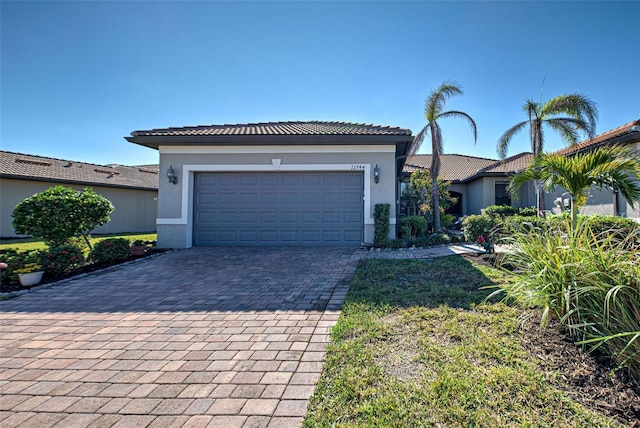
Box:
[403,169,458,229]
[12,186,114,249]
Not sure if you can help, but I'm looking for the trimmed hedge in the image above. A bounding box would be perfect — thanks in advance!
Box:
[482,205,537,218]
[373,204,391,248]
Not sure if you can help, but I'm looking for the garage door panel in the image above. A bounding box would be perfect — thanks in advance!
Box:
[281,211,299,222]
[280,193,300,204]
[261,211,279,222]
[301,212,321,222]
[239,192,259,204]
[194,172,363,246]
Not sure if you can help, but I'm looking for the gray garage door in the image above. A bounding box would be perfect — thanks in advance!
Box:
[193,172,364,246]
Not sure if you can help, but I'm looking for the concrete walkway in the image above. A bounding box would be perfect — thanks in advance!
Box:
[0,244,482,428]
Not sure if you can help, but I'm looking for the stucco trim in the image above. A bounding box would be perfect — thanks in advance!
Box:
[157,162,395,246]
[159,145,396,154]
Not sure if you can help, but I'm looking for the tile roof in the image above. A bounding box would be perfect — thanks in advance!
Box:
[0,151,159,190]
[553,118,640,156]
[403,154,498,181]
[478,152,535,174]
[130,121,412,137]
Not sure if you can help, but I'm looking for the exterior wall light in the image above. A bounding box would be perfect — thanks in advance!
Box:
[373,165,380,184]
[167,166,178,184]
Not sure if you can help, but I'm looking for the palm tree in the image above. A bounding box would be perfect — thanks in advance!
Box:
[509,145,640,232]
[412,81,477,233]
[497,93,599,214]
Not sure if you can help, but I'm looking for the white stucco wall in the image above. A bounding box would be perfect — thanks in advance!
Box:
[156,145,399,248]
[0,178,158,237]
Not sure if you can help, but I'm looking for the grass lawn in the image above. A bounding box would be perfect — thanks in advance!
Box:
[304,256,620,427]
[0,233,157,252]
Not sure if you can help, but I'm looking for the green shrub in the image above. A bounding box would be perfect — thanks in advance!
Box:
[461,214,496,242]
[88,238,131,264]
[415,233,453,247]
[500,215,550,237]
[482,205,537,218]
[387,239,406,249]
[0,249,44,285]
[12,186,113,248]
[492,223,640,380]
[441,213,455,228]
[43,245,84,277]
[373,203,391,248]
[398,216,428,243]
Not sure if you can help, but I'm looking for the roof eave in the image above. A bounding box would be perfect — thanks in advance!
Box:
[125,134,414,150]
[0,174,158,191]
[559,131,640,156]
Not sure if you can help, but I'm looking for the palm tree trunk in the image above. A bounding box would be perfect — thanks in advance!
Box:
[432,174,441,233]
[536,181,546,216]
[570,195,578,234]
[532,120,545,216]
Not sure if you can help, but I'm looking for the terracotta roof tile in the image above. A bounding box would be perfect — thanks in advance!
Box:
[0,151,158,190]
[479,152,535,174]
[553,118,640,156]
[403,154,498,181]
[131,120,412,137]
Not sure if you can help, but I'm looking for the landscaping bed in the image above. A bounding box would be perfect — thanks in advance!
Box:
[0,246,168,295]
[463,253,640,424]
[304,254,639,427]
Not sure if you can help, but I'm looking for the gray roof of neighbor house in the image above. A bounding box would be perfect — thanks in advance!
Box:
[0,151,159,191]
[403,152,535,183]
[553,118,640,156]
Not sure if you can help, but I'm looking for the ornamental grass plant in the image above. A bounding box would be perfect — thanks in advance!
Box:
[491,219,640,379]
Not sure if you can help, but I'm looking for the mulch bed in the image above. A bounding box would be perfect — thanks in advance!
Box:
[1,248,169,294]
[461,252,640,426]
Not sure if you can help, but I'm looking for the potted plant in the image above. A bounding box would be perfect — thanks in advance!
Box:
[130,239,147,256]
[15,262,44,286]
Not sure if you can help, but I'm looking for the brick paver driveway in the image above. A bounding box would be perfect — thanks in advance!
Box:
[0,247,358,428]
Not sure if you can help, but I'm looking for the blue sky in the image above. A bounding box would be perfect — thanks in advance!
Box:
[2,1,639,166]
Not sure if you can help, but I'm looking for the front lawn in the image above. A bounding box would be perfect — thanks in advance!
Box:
[0,233,157,252]
[304,256,631,427]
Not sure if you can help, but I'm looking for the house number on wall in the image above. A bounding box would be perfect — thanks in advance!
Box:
[350,165,366,170]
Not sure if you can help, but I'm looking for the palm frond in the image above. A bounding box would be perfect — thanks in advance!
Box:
[497,121,528,159]
[410,125,430,155]
[425,81,463,121]
[437,110,478,145]
[508,166,542,198]
[545,118,581,145]
[542,93,598,137]
[522,99,540,118]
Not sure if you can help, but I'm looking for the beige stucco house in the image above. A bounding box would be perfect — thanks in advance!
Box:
[126,121,413,248]
[0,151,159,237]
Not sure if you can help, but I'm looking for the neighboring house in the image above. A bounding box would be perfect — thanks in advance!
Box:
[401,118,640,221]
[401,152,536,216]
[545,118,640,220]
[126,121,413,248]
[0,151,159,237]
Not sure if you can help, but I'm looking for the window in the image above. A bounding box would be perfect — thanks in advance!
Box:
[495,182,511,206]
